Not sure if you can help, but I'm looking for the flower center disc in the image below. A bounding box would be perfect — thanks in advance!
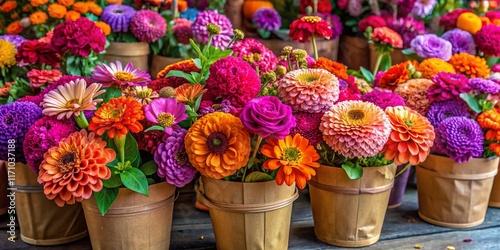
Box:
[158,112,175,127]
[114,72,134,82]
[283,147,302,165]
[64,98,80,109]
[301,16,322,23]
[404,118,415,127]
[207,132,229,154]
[103,108,123,119]
[298,73,319,83]
[348,110,365,120]
[59,152,77,174]
[136,87,152,98]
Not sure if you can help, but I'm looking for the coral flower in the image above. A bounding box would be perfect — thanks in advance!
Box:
[448,53,491,78]
[42,79,105,120]
[92,61,151,87]
[377,62,411,91]
[175,83,206,105]
[289,16,333,43]
[311,57,348,80]
[261,134,320,189]
[417,58,456,79]
[278,68,340,113]
[6,21,23,35]
[38,130,115,207]
[394,79,434,116]
[477,108,500,130]
[372,27,403,48]
[382,106,435,165]
[1,1,16,12]
[320,100,392,158]
[28,69,63,89]
[184,112,251,179]
[144,98,188,134]
[88,96,145,138]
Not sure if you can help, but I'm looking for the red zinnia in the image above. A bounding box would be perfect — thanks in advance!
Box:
[358,15,387,32]
[371,27,403,48]
[299,0,332,14]
[289,16,333,43]
[16,40,60,67]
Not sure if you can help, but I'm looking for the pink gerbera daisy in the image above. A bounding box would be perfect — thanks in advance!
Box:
[91,61,151,87]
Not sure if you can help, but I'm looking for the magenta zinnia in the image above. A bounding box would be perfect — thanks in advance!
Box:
[92,61,151,87]
[130,10,167,43]
[144,98,188,135]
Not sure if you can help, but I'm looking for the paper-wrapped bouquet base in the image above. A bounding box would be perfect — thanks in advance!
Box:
[489,162,500,207]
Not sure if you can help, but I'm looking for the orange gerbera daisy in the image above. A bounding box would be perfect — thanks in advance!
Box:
[88,96,145,138]
[38,130,115,207]
[261,133,320,189]
[448,53,491,78]
[311,57,348,80]
[175,83,207,105]
[184,112,251,179]
[417,58,456,79]
[378,62,410,91]
[29,11,48,25]
[48,3,67,19]
[156,59,200,79]
[381,106,435,166]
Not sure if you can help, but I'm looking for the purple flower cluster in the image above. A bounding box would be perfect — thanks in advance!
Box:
[154,128,197,187]
[23,117,77,173]
[198,100,235,117]
[232,38,278,75]
[130,10,167,42]
[427,72,470,103]
[290,112,323,146]
[318,13,343,39]
[410,34,452,61]
[253,8,281,31]
[441,28,476,55]
[0,102,42,163]
[433,117,483,163]
[426,100,470,128]
[469,78,500,95]
[239,96,295,139]
[360,89,406,110]
[411,0,437,18]
[191,10,234,49]
[0,35,26,49]
[388,17,425,49]
[101,4,136,33]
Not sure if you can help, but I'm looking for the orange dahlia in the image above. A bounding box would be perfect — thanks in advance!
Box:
[175,83,206,105]
[320,100,392,158]
[29,11,48,25]
[261,134,320,189]
[88,96,145,138]
[378,62,411,91]
[417,58,456,79]
[311,57,348,80]
[184,112,251,179]
[448,53,491,78]
[382,106,435,165]
[95,21,111,36]
[394,79,433,116]
[57,0,74,7]
[38,130,115,207]
[156,59,200,79]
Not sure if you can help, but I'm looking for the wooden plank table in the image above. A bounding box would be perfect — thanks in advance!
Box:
[1,184,499,249]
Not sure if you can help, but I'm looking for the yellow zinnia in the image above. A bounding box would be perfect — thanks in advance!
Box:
[0,40,17,69]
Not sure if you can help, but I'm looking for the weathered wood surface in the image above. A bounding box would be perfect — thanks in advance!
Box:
[1,184,500,249]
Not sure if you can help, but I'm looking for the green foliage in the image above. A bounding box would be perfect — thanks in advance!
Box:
[359,67,374,83]
[379,53,392,71]
[95,187,119,216]
[257,29,272,39]
[139,161,159,176]
[341,161,363,180]
[120,168,149,196]
[244,172,274,182]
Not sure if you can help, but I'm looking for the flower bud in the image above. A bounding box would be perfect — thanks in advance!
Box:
[159,86,176,98]
[206,23,221,35]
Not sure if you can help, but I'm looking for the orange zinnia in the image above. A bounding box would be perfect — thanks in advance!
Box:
[175,83,207,104]
[490,142,500,156]
[48,3,67,19]
[448,53,491,78]
[95,21,111,36]
[381,106,435,166]
[185,112,251,179]
[156,59,200,79]
[23,4,32,12]
[88,96,145,139]
[65,10,80,20]
[311,57,348,80]
[378,62,410,91]
[6,21,22,34]
[29,11,48,25]
[72,2,88,13]
[1,1,16,12]
[261,134,320,189]
[38,130,115,207]
[30,0,49,7]
[477,108,500,130]
[87,2,102,16]
[417,58,456,79]
[57,0,74,7]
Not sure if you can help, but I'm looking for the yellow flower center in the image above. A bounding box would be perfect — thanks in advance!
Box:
[135,87,152,99]
[114,71,135,81]
[404,118,415,127]
[102,108,123,119]
[300,16,322,23]
[282,147,302,165]
[158,112,175,127]
[58,152,77,174]
[297,73,319,83]
[64,98,80,109]
[348,109,365,121]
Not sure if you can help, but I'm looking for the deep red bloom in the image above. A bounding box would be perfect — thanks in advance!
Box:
[337,0,348,9]
[358,15,387,32]
[16,40,59,67]
[299,0,332,14]
[51,17,106,57]
[289,16,333,43]
[439,9,473,31]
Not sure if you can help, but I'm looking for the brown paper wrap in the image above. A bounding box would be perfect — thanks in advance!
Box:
[369,44,407,71]
[12,163,88,245]
[0,161,8,215]
[416,154,498,228]
[200,177,298,250]
[103,42,150,72]
[337,35,370,71]
[489,162,500,207]
[150,55,182,79]
[82,181,176,250]
[308,164,396,247]
[257,38,339,61]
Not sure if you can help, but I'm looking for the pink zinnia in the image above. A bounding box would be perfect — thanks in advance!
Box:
[27,69,62,89]
[130,10,167,43]
[232,38,278,75]
[427,72,471,103]
[372,27,403,48]
[144,98,188,135]
[172,18,192,45]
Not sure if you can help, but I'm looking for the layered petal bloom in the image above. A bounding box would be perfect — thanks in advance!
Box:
[469,78,500,95]
[411,0,437,18]
[37,130,115,207]
[377,62,411,91]
[191,10,234,49]
[184,112,251,179]
[311,57,348,80]
[448,53,490,79]
[433,117,483,163]
[417,58,456,79]
[144,98,188,134]
[441,28,476,55]
[410,34,452,61]
[427,72,471,103]
[382,106,435,165]
[261,134,320,189]
[175,83,206,105]
[361,90,406,110]
[27,69,63,89]
[0,40,16,69]
[289,16,333,43]
[101,4,136,32]
[394,78,433,116]
[42,79,105,120]
[371,27,403,48]
[252,8,281,31]
[130,10,167,42]
[426,100,470,128]
[290,112,323,146]
[92,61,151,87]
[232,38,278,75]
[320,100,392,158]
[122,86,160,105]
[475,24,500,57]
[51,17,106,57]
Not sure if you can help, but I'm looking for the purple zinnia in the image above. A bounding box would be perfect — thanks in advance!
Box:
[0,35,26,49]
[144,98,188,135]
[426,100,470,128]
[360,90,406,110]
[410,34,452,61]
[191,10,234,49]
[239,96,295,139]
[253,8,281,31]
[469,78,500,95]
[290,112,323,146]
[433,117,483,163]
[411,0,437,18]
[101,4,136,33]
[23,116,77,173]
[318,13,343,40]
[427,72,470,103]
[441,28,476,55]
[0,102,43,163]
[232,38,278,75]
[154,128,197,187]
[388,17,425,49]
[130,10,167,43]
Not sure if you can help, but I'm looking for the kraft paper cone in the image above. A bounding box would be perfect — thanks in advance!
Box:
[200,177,298,250]
[150,55,182,79]
[103,42,150,72]
[337,35,370,71]
[257,38,339,61]
[416,154,498,228]
[369,44,407,72]
[489,162,500,207]
[12,163,88,246]
[82,182,176,250]
[0,161,8,215]
[308,164,396,247]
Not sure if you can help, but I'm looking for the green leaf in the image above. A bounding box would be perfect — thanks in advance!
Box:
[359,67,374,83]
[341,162,363,180]
[98,87,122,108]
[95,187,119,216]
[124,133,139,166]
[244,171,274,182]
[151,41,161,55]
[166,70,196,83]
[122,33,138,43]
[192,58,202,69]
[380,53,392,71]
[144,125,165,132]
[345,19,358,27]
[102,170,122,188]
[147,178,156,185]
[460,93,481,114]
[257,29,271,39]
[401,48,414,55]
[189,39,204,58]
[139,161,158,176]
[120,167,149,196]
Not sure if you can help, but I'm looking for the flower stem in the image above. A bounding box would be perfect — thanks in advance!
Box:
[372,52,384,76]
[311,34,319,61]
[114,134,127,164]
[75,112,89,129]
[241,135,263,182]
[395,163,411,178]
[203,34,213,54]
